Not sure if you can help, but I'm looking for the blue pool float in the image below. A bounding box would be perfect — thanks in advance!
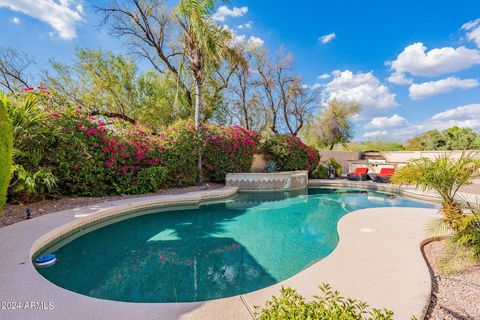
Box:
[34,254,56,267]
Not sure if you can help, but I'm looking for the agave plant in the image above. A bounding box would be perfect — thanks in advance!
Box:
[264,160,280,173]
[391,153,480,230]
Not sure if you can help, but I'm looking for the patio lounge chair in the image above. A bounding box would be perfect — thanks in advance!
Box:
[373,168,395,183]
[347,167,369,181]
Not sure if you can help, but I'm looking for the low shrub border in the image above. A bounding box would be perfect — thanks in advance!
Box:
[255,284,395,320]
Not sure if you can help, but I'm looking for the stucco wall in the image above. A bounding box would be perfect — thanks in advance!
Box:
[251,154,267,173]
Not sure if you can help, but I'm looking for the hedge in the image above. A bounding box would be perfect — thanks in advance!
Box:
[0,97,13,213]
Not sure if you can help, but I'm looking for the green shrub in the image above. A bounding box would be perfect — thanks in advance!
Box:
[311,163,328,179]
[255,284,394,320]
[6,94,58,202]
[135,166,168,193]
[203,124,260,181]
[326,158,342,177]
[436,211,480,274]
[0,95,13,212]
[261,134,320,172]
[9,165,58,202]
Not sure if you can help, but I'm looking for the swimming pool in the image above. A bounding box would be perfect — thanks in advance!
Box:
[35,188,434,303]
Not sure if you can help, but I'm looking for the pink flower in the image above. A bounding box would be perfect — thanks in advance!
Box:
[51,113,62,118]
[105,160,113,167]
[136,149,145,161]
[85,128,98,136]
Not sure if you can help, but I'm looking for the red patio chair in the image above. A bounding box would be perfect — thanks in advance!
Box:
[347,167,369,181]
[373,168,395,183]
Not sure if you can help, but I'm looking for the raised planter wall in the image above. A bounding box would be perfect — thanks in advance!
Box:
[226,171,308,191]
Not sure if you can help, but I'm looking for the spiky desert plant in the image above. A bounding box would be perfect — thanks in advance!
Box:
[391,153,480,230]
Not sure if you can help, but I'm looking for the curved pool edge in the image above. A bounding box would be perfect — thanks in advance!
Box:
[30,187,239,258]
[0,184,471,319]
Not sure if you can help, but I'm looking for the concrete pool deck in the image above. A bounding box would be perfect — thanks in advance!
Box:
[0,182,477,319]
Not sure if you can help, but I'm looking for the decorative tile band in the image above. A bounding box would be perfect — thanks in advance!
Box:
[226,171,308,191]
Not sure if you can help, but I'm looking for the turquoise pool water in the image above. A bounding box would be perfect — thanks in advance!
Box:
[36,188,434,303]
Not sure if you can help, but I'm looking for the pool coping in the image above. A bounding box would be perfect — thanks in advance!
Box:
[0,183,478,319]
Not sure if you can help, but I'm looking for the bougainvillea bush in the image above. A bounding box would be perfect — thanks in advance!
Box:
[154,119,203,187]
[203,124,260,181]
[46,113,172,196]
[261,134,320,173]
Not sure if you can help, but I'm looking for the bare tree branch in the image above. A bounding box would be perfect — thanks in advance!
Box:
[0,47,34,93]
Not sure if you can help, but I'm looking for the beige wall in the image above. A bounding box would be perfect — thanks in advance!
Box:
[251,154,267,173]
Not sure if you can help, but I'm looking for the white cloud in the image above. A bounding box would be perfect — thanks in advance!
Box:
[409,77,479,100]
[237,21,253,29]
[427,104,480,131]
[374,103,480,141]
[0,0,83,40]
[364,114,408,129]
[387,72,412,85]
[319,32,336,44]
[10,16,21,24]
[318,73,330,80]
[431,103,480,121]
[212,6,248,22]
[388,42,480,79]
[224,24,263,49]
[247,36,264,48]
[322,70,398,110]
[363,130,388,138]
[462,18,480,48]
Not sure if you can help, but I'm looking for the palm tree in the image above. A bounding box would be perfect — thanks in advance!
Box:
[392,153,480,230]
[176,0,246,183]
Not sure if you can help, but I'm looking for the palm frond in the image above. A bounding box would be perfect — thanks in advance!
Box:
[424,217,452,237]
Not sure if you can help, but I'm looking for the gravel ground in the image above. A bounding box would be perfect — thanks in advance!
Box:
[0,182,224,228]
[424,240,480,320]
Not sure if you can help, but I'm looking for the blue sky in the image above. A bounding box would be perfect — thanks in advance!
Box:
[0,0,480,141]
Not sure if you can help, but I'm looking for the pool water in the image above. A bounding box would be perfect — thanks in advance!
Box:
[36,188,434,303]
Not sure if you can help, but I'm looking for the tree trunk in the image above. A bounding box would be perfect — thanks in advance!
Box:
[329,143,335,150]
[194,78,202,185]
